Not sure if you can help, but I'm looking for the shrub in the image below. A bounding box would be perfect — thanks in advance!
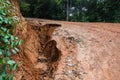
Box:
[0,0,22,80]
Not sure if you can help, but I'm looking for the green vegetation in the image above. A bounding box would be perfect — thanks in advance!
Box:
[19,0,120,22]
[0,0,22,80]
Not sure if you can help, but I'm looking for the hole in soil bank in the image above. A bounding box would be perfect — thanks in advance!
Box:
[29,22,61,79]
[43,40,61,78]
[43,40,61,63]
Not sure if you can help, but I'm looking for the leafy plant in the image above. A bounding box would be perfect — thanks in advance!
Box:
[0,0,22,80]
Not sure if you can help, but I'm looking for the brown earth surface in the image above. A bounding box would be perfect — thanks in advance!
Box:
[13,17,120,80]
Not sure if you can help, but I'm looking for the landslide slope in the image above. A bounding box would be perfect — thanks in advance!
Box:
[14,18,120,80]
[8,1,120,79]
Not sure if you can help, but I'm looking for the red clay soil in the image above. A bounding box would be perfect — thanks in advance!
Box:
[8,1,120,79]
[12,18,120,80]
[10,0,120,80]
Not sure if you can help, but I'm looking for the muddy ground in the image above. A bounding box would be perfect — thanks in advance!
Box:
[12,18,120,80]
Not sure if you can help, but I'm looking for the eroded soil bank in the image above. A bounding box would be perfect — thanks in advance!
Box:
[13,18,120,80]
[8,0,120,79]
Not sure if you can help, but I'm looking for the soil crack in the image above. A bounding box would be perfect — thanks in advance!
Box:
[31,23,62,80]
